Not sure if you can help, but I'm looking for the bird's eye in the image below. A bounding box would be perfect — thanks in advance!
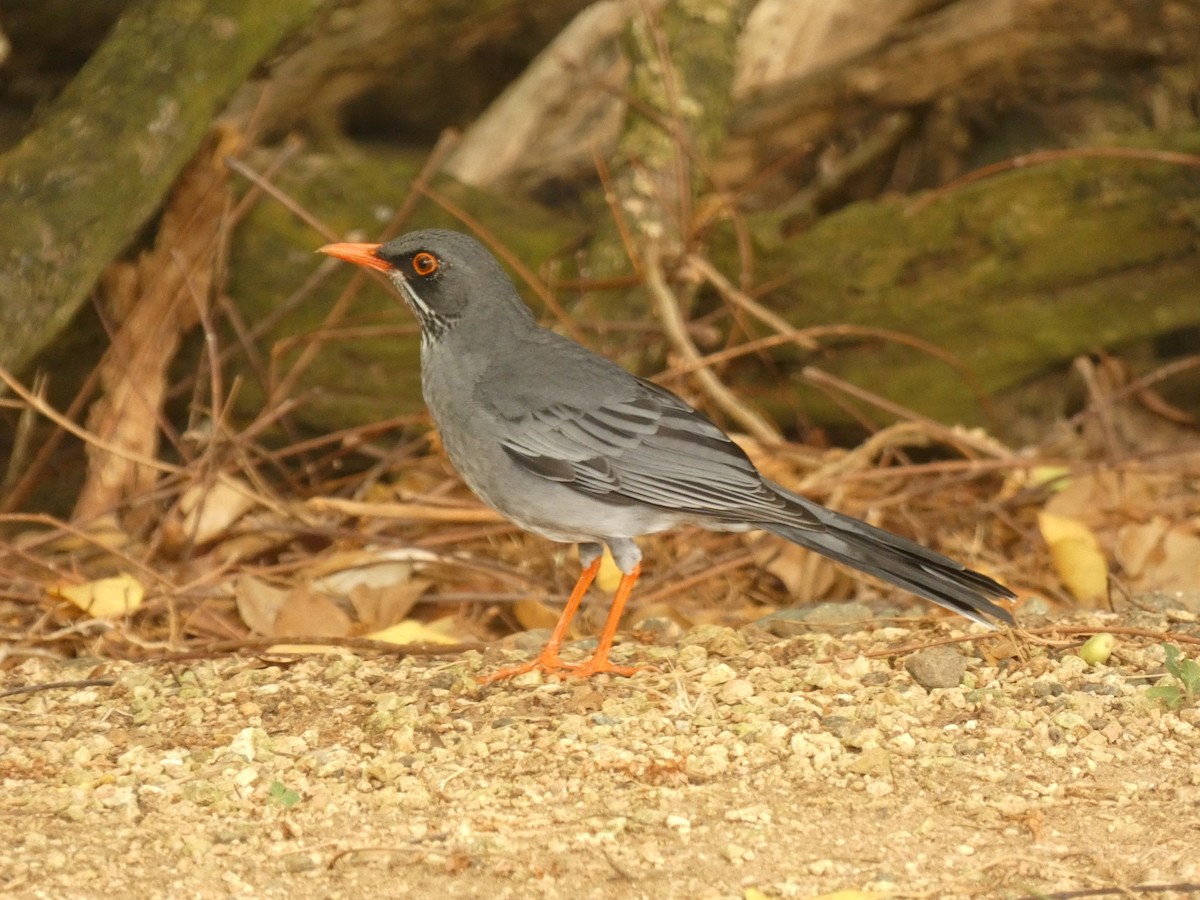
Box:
[412,252,439,277]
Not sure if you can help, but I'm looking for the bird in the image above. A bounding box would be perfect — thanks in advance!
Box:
[318,229,1015,681]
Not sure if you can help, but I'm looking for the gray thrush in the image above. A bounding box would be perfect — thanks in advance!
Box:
[318,229,1015,681]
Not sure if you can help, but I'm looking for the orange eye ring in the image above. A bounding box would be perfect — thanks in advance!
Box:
[412,252,439,277]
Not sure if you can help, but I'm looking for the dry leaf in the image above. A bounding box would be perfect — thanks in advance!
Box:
[1156,527,1200,592]
[235,574,290,635]
[309,546,438,587]
[1117,519,1200,593]
[1115,518,1171,577]
[1045,468,1156,519]
[272,586,353,638]
[51,573,144,618]
[1038,511,1108,603]
[366,619,461,645]
[348,580,432,631]
[750,537,836,600]
[210,528,294,565]
[751,539,800,595]
[166,475,257,548]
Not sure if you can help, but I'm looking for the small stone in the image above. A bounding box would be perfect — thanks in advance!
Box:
[282,853,319,872]
[865,780,893,797]
[700,663,737,687]
[724,842,753,862]
[1031,679,1064,698]
[665,814,691,831]
[511,628,553,652]
[755,608,811,638]
[676,643,709,672]
[679,624,747,657]
[905,647,968,690]
[718,679,755,703]
[846,747,892,776]
[632,616,684,645]
[801,664,834,688]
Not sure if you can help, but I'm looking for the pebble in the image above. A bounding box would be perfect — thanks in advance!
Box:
[679,624,748,657]
[700,663,737,687]
[905,647,968,690]
[718,679,755,703]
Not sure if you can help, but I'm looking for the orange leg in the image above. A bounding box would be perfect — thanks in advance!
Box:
[563,563,643,679]
[478,557,602,683]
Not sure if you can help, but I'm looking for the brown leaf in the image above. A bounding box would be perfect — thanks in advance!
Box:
[163,476,258,550]
[1045,469,1156,520]
[750,537,836,600]
[348,579,433,631]
[1117,519,1200,593]
[272,586,353,639]
[235,574,289,636]
[1114,518,1171,578]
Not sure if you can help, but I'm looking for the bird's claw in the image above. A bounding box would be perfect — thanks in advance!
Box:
[477,651,645,684]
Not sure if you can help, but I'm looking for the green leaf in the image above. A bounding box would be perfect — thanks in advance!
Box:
[1159,644,1200,705]
[1162,643,1183,679]
[1145,685,1183,709]
[1178,659,1200,701]
[268,780,301,808]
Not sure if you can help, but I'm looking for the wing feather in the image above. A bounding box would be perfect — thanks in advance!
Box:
[496,378,815,525]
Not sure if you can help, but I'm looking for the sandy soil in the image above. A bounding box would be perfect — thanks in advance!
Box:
[2,613,1198,900]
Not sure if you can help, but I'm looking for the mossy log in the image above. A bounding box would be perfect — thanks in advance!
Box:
[726,132,1200,430]
[0,0,322,374]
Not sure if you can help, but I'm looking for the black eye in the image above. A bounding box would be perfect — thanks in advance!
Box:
[412,252,439,277]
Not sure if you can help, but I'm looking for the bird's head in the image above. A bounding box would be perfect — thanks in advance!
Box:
[318,229,532,340]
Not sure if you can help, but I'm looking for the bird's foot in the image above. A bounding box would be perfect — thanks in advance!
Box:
[476,652,574,684]
[562,656,645,679]
[477,649,645,684]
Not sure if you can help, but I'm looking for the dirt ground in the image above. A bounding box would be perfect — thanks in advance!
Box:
[2,611,1198,900]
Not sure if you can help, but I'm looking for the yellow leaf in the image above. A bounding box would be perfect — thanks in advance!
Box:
[366,619,459,645]
[1037,512,1108,603]
[596,546,624,593]
[513,597,563,631]
[802,892,886,900]
[52,573,144,618]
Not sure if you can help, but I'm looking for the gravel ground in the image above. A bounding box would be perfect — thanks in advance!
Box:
[2,614,1198,899]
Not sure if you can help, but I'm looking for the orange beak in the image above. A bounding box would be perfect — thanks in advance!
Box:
[317,242,391,272]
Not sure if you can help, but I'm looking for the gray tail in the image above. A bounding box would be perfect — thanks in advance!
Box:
[760,495,1015,627]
